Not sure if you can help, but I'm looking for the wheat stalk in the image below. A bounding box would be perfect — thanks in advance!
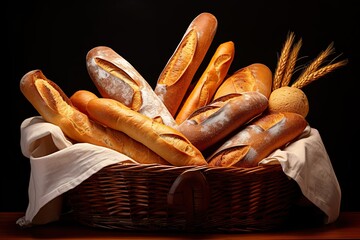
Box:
[274,32,348,90]
[293,42,335,86]
[273,32,295,90]
[281,38,302,87]
[292,59,348,88]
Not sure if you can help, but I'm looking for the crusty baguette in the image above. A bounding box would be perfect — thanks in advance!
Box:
[154,12,218,116]
[214,63,273,100]
[70,89,98,115]
[20,69,170,165]
[207,112,308,168]
[86,46,177,127]
[175,41,235,124]
[86,97,207,167]
[176,91,268,151]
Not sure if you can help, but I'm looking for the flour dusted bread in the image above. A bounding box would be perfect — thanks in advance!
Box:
[20,69,170,165]
[86,98,207,167]
[155,12,218,116]
[176,91,268,151]
[207,112,308,168]
[214,63,273,100]
[86,46,176,127]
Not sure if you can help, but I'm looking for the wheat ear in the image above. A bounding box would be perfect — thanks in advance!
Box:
[292,59,348,88]
[281,38,302,87]
[273,32,295,90]
[293,42,335,87]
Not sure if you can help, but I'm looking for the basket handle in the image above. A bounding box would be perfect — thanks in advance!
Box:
[167,168,210,224]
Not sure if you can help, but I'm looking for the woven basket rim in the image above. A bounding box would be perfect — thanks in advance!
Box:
[68,160,299,232]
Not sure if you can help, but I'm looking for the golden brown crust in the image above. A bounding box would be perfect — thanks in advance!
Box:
[176,91,269,151]
[207,112,308,168]
[214,63,273,100]
[175,41,235,124]
[86,98,207,167]
[86,46,176,127]
[20,69,170,165]
[155,12,218,116]
[70,90,98,115]
[268,86,309,117]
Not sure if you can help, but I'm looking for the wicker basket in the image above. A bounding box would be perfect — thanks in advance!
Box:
[67,163,301,232]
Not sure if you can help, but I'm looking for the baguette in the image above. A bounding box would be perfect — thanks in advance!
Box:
[207,112,308,168]
[176,91,268,151]
[86,97,207,167]
[214,63,273,100]
[86,46,176,127]
[175,41,235,124]
[155,12,218,116]
[70,89,98,115]
[20,69,170,165]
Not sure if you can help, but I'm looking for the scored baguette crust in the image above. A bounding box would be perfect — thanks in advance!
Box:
[155,12,218,116]
[176,91,269,151]
[86,46,176,127]
[20,69,170,165]
[86,98,207,167]
[214,63,273,100]
[175,41,235,124]
[207,112,308,168]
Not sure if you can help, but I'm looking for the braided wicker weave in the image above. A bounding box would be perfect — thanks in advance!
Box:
[68,163,300,232]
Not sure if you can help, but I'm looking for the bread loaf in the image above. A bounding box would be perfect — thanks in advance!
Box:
[70,90,98,116]
[214,63,273,100]
[176,91,268,151]
[268,86,309,117]
[154,12,218,116]
[207,112,308,168]
[20,69,170,165]
[86,46,177,127]
[175,41,235,124]
[86,98,207,167]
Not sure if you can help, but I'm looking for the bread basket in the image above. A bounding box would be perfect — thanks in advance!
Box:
[67,162,301,232]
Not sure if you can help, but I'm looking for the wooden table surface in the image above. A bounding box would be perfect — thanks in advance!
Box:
[1,212,360,239]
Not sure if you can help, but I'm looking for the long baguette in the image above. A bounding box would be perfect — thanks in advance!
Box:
[155,12,218,116]
[70,89,98,116]
[20,69,170,165]
[175,41,235,124]
[207,112,308,168]
[86,46,177,127]
[176,91,269,151]
[86,98,207,167]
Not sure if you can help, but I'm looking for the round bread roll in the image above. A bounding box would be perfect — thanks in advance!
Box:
[268,86,309,117]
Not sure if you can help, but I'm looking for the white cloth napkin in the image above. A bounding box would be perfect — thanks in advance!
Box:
[260,125,341,224]
[16,116,341,227]
[16,116,136,227]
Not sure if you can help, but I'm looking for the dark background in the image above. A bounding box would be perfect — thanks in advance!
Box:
[4,0,359,213]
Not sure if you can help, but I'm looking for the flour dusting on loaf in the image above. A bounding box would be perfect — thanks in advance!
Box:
[177,92,268,151]
[207,112,308,167]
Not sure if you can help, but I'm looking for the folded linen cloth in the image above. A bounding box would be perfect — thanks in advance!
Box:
[16,116,136,227]
[260,125,341,224]
[16,116,341,226]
